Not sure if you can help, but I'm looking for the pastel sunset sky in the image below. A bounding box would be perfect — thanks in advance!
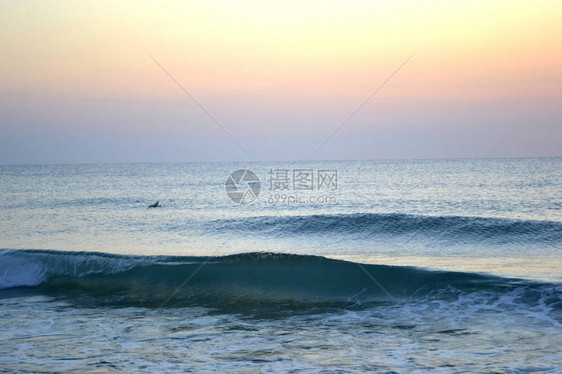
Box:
[1,0,561,163]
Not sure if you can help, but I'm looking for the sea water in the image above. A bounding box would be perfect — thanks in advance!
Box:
[0,158,560,372]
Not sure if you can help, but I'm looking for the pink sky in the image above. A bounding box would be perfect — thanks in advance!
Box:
[1,0,561,163]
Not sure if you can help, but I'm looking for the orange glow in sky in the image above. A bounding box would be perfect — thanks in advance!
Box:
[1,0,561,162]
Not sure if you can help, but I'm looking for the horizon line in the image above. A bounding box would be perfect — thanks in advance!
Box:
[1,155,560,167]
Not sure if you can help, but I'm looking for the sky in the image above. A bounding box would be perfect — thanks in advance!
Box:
[1,0,561,164]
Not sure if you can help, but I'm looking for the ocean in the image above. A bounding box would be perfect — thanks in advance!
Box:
[0,158,560,372]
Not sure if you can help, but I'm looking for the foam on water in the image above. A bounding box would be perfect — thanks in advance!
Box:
[0,159,561,372]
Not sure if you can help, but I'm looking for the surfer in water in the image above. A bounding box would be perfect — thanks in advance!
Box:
[148,200,160,208]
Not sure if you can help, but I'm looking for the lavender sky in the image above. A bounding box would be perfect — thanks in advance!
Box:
[1,0,561,164]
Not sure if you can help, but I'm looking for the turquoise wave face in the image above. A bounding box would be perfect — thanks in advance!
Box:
[1,250,560,315]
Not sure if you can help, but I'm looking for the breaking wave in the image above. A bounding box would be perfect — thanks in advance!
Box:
[1,250,560,317]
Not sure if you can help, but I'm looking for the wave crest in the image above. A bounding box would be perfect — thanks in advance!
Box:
[1,250,560,313]
[214,213,562,245]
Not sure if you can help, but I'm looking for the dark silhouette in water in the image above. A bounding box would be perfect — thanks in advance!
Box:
[148,201,160,208]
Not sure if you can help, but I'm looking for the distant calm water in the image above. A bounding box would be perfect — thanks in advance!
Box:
[1,158,561,372]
